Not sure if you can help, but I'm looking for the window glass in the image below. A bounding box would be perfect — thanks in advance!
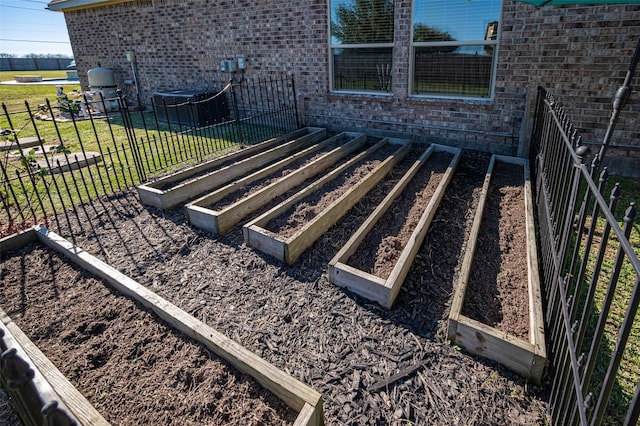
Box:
[413,0,501,42]
[412,0,501,98]
[332,47,393,92]
[413,45,494,97]
[330,0,395,93]
[331,0,395,45]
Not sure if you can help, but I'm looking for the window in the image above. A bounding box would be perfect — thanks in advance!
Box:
[412,0,501,98]
[329,0,395,94]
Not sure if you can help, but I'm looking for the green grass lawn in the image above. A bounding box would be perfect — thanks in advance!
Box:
[570,174,640,425]
[1,75,292,233]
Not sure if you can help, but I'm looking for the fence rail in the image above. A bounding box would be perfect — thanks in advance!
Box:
[0,75,300,236]
[531,86,640,426]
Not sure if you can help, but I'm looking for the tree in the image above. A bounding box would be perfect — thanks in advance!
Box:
[412,23,455,43]
[331,0,395,44]
[412,23,458,54]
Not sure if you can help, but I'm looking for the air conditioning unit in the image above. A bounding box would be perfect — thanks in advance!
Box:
[153,89,229,127]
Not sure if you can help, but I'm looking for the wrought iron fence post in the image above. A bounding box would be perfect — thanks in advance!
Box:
[291,76,301,129]
[117,90,147,183]
[229,80,244,147]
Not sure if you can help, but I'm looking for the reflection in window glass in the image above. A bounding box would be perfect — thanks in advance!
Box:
[414,46,494,97]
[333,48,394,92]
[331,0,394,44]
[330,0,394,93]
[412,0,501,98]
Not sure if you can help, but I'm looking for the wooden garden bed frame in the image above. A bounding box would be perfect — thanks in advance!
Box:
[446,155,547,384]
[243,139,411,265]
[136,127,326,210]
[186,132,366,235]
[328,144,461,309]
[1,306,106,425]
[0,226,324,426]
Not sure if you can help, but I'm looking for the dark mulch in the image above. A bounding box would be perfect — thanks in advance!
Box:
[0,146,548,425]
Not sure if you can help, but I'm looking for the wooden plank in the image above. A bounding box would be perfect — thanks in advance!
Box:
[0,309,110,425]
[494,154,525,166]
[186,132,366,234]
[385,147,462,307]
[330,145,460,308]
[524,160,546,360]
[446,156,547,384]
[293,402,322,426]
[217,134,366,235]
[146,127,321,188]
[451,314,543,383]
[285,142,412,264]
[0,227,38,254]
[136,127,326,209]
[243,138,390,244]
[244,226,286,261]
[156,130,326,210]
[329,145,433,271]
[188,131,348,209]
[329,262,389,305]
[32,226,323,423]
[447,155,496,340]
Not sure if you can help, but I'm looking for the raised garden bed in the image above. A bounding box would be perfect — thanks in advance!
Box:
[1,308,100,425]
[243,139,410,265]
[446,155,546,383]
[328,144,461,309]
[0,226,324,425]
[186,132,367,235]
[136,127,326,210]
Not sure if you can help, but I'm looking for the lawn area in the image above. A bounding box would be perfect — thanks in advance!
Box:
[1,74,293,233]
[0,70,82,111]
[570,174,640,425]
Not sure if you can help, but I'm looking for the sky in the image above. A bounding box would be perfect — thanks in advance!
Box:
[0,0,73,57]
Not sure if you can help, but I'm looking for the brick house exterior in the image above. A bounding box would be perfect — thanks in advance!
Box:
[49,0,639,173]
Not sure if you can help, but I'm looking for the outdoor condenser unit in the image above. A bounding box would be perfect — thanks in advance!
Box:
[152,89,229,127]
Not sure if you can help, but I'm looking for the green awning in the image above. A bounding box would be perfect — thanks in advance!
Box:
[516,0,640,5]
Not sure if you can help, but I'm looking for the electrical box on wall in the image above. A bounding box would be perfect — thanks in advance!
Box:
[220,58,237,73]
[237,56,246,70]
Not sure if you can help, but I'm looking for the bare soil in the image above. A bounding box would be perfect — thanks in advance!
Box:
[153,145,255,191]
[206,136,345,211]
[0,245,297,425]
[0,148,548,425]
[266,142,399,238]
[462,161,530,340]
[347,150,453,279]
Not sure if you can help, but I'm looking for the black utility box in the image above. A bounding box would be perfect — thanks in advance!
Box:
[153,89,229,127]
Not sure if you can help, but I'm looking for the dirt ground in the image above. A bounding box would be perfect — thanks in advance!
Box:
[1,245,297,425]
[463,161,530,339]
[0,147,548,425]
[347,150,452,279]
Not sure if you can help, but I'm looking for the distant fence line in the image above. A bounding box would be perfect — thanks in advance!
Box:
[0,58,74,72]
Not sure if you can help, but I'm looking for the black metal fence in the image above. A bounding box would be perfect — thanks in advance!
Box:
[0,75,300,235]
[531,87,639,426]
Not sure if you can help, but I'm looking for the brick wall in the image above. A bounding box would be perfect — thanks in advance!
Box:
[500,2,640,173]
[62,0,639,162]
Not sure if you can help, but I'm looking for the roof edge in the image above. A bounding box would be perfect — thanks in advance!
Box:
[47,0,134,12]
